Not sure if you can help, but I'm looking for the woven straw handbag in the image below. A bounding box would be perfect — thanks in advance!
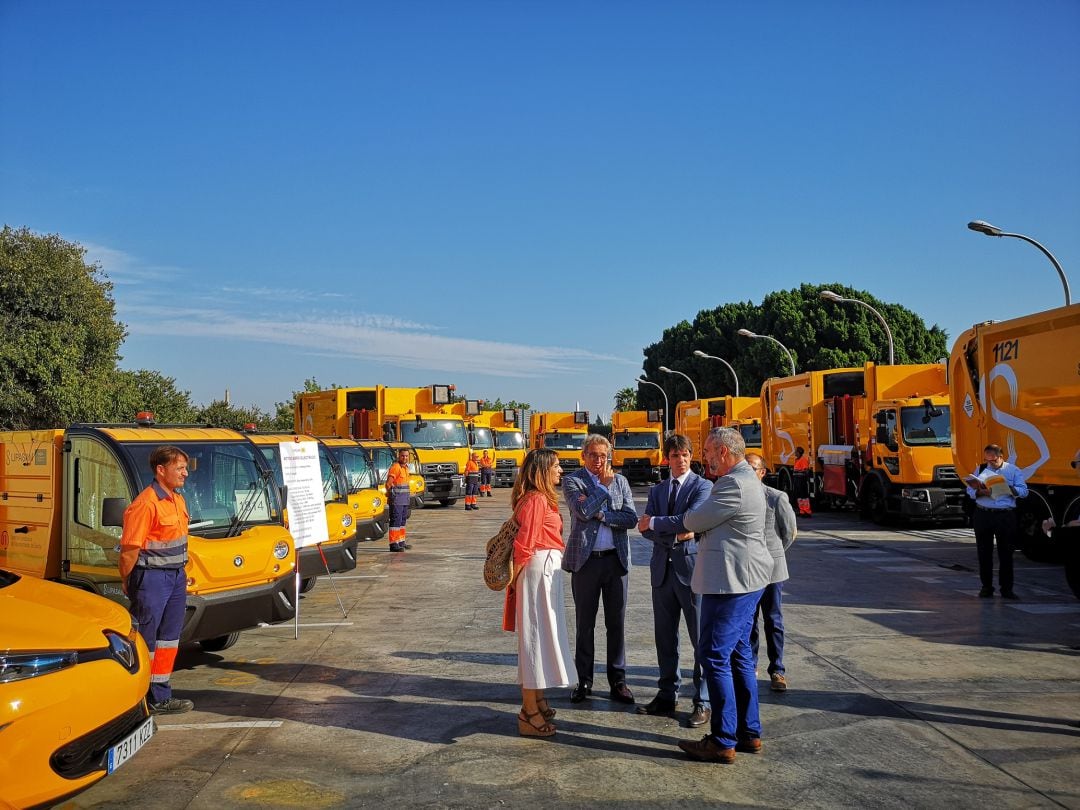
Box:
[483,516,518,591]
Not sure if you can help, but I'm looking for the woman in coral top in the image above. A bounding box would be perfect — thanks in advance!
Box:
[504,448,574,737]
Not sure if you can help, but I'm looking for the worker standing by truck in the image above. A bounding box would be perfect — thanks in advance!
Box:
[480,450,495,497]
[386,447,413,551]
[119,445,194,715]
[965,443,1028,599]
[464,452,481,510]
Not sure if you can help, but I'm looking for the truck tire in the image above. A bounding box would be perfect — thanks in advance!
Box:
[1017,496,1060,563]
[860,477,890,525]
[200,632,240,652]
[300,576,318,594]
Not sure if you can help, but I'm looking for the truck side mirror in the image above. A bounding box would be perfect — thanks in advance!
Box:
[875,425,890,446]
[102,498,128,527]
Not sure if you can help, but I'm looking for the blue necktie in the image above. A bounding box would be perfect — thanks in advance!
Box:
[667,478,680,515]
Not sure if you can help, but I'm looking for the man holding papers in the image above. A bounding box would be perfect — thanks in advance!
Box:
[964,444,1028,599]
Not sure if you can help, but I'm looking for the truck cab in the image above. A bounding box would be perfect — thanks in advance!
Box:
[610,410,664,483]
[529,411,590,474]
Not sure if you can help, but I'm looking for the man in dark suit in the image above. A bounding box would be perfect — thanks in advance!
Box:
[636,434,713,727]
[561,434,639,705]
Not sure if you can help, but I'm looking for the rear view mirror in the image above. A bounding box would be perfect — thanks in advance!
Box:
[102,498,128,527]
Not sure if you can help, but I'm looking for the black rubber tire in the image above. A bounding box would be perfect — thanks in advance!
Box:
[200,632,240,652]
[299,576,318,594]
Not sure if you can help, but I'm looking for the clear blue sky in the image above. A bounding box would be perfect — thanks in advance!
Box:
[3,1,1078,419]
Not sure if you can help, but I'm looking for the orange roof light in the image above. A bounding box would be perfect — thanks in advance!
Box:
[135,411,155,426]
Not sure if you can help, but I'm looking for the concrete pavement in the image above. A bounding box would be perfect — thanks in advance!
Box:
[68,488,1080,809]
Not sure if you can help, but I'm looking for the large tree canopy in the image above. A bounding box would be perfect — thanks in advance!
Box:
[1,226,127,428]
[637,284,949,409]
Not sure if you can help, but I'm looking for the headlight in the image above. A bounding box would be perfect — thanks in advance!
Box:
[901,488,930,502]
[341,514,353,528]
[273,541,290,560]
[0,652,77,683]
[371,496,382,509]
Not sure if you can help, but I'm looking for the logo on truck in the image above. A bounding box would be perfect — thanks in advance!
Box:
[981,364,1050,480]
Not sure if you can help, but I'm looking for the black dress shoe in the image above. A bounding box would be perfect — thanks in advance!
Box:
[635,695,677,715]
[570,683,591,703]
[1001,590,1019,600]
[687,704,711,728]
[609,682,635,704]
[978,586,994,597]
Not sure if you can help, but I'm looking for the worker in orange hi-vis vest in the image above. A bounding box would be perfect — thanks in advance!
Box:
[119,445,195,715]
[464,452,481,511]
[386,448,413,551]
[479,450,495,497]
[792,446,812,517]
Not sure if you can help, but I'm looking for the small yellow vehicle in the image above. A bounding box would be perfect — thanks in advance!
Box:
[0,569,153,808]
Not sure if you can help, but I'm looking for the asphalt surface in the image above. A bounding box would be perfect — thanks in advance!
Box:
[67,487,1080,810]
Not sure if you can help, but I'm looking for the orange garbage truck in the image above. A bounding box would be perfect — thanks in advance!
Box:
[949,302,1080,570]
[295,385,468,507]
[760,363,962,523]
[610,410,664,483]
[528,411,590,474]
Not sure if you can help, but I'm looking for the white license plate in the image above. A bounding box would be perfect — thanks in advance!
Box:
[107,717,155,774]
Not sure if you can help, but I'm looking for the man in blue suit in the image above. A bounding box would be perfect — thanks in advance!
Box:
[636,434,713,727]
[561,434,639,705]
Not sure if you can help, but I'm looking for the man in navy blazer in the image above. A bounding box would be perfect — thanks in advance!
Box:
[636,434,713,727]
[561,434,639,704]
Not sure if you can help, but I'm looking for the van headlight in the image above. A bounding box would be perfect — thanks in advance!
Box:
[0,652,77,683]
[371,496,382,509]
[341,514,353,528]
[273,541,290,560]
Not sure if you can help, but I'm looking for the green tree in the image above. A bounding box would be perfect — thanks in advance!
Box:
[482,398,532,413]
[613,388,638,412]
[105,369,199,423]
[0,226,127,428]
[197,399,273,431]
[637,284,949,410]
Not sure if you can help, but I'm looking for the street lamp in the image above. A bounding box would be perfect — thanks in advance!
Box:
[737,329,797,376]
[692,350,740,397]
[967,220,1071,306]
[636,376,670,432]
[819,290,895,365]
[658,366,699,401]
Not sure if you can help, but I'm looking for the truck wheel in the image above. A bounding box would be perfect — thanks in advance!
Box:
[861,478,889,525]
[777,467,794,505]
[300,576,318,594]
[200,632,240,652]
[1017,497,1060,563]
[440,498,457,507]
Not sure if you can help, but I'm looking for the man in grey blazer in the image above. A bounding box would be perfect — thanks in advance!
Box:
[642,427,772,763]
[746,453,797,692]
[636,434,714,727]
[561,434,639,705]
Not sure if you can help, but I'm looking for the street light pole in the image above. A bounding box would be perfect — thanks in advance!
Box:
[819,290,895,365]
[968,220,1071,306]
[636,376,670,432]
[658,366,699,401]
[737,329,797,376]
[692,350,740,397]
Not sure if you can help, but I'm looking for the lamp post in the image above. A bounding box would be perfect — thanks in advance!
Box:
[819,290,895,365]
[737,329,797,376]
[658,365,699,401]
[636,376,670,432]
[692,350,740,397]
[967,220,1071,306]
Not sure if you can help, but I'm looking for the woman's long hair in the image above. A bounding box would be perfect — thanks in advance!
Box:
[512,448,560,511]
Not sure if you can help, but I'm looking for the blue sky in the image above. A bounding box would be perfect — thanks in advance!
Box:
[3,1,1078,419]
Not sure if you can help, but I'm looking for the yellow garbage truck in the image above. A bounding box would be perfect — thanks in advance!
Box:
[610,410,664,483]
[528,411,590,474]
[0,418,297,651]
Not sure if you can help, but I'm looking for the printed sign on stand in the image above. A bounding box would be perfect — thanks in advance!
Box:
[278,440,329,548]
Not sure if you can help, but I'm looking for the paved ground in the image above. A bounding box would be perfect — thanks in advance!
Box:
[67,487,1080,809]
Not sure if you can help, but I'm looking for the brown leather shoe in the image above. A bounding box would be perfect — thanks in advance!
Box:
[686,704,711,728]
[678,735,736,763]
[735,737,762,754]
[770,673,787,692]
[609,682,635,704]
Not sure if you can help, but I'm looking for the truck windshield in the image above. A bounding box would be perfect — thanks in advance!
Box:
[329,445,378,493]
[739,423,763,447]
[900,406,951,447]
[402,419,469,449]
[124,442,282,532]
[470,427,495,450]
[257,444,343,504]
[543,432,585,450]
[494,430,525,450]
[613,432,659,450]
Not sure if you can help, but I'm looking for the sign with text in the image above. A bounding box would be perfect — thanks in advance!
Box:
[279,440,329,548]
